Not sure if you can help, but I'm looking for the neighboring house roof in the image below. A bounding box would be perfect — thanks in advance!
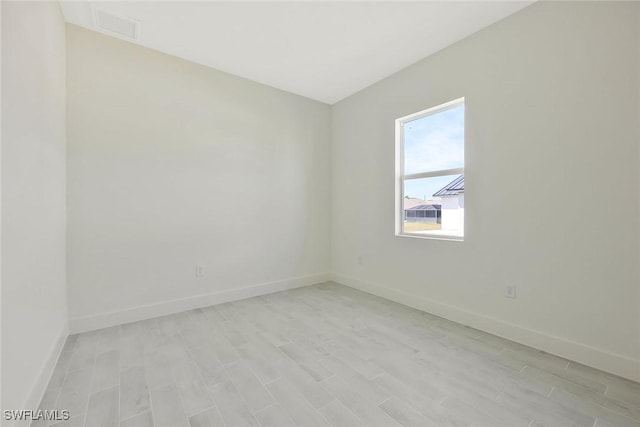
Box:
[406,204,441,211]
[403,197,440,210]
[433,175,464,197]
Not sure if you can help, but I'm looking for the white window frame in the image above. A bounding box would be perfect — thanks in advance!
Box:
[395,98,465,241]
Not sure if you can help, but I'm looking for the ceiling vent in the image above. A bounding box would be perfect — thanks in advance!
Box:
[93,8,140,40]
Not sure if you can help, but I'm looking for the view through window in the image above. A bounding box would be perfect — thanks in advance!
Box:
[396,99,465,239]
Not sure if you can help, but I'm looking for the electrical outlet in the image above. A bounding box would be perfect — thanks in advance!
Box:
[504,285,516,299]
[357,256,363,265]
[195,265,204,277]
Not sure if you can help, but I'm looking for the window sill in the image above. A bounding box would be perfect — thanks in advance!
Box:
[396,232,464,242]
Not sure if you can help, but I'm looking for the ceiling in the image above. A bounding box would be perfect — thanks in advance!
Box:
[60,1,534,104]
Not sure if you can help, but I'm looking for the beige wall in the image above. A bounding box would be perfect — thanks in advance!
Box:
[66,26,332,329]
[331,1,640,380]
[1,1,68,414]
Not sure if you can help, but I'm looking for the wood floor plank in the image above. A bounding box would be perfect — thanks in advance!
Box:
[74,331,100,356]
[331,346,383,380]
[68,351,96,375]
[595,418,638,427]
[497,386,595,427]
[120,411,154,427]
[235,345,280,384]
[208,381,260,427]
[226,361,274,413]
[549,386,640,427]
[144,350,174,390]
[187,345,223,386]
[47,351,74,393]
[61,334,80,354]
[33,283,640,427]
[49,414,85,427]
[379,397,437,427]
[279,342,333,381]
[273,357,335,409]
[188,407,225,427]
[55,367,93,418]
[567,362,640,393]
[265,378,330,427]
[121,343,145,372]
[85,386,119,427]
[320,375,403,427]
[371,352,447,401]
[97,326,121,353]
[91,350,119,392]
[157,315,181,338]
[521,365,608,395]
[319,400,366,427]
[441,396,520,427]
[607,382,640,408]
[254,404,296,427]
[120,366,150,421]
[149,384,190,427]
[172,361,214,417]
[319,356,389,406]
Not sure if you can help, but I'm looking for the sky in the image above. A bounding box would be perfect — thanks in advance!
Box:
[403,103,464,200]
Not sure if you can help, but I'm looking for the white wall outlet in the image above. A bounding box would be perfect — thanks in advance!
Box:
[195,265,204,277]
[504,285,517,299]
[357,256,363,265]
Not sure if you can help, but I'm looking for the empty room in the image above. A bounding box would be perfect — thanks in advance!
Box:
[2,1,639,426]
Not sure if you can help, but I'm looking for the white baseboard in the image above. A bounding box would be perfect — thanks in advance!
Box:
[69,273,331,334]
[332,273,640,383]
[14,321,69,426]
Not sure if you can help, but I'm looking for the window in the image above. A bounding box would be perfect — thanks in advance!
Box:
[395,98,465,240]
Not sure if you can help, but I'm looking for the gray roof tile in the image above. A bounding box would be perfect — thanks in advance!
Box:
[433,175,464,197]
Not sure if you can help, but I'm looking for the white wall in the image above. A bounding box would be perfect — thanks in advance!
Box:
[1,1,68,415]
[66,26,332,331]
[440,195,463,233]
[332,1,640,381]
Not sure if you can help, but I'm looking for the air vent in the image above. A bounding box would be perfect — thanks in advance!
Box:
[94,9,140,40]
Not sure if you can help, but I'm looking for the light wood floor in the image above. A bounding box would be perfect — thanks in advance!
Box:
[35,282,640,427]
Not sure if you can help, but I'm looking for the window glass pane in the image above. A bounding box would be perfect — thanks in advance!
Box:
[403,103,464,175]
[402,174,464,236]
